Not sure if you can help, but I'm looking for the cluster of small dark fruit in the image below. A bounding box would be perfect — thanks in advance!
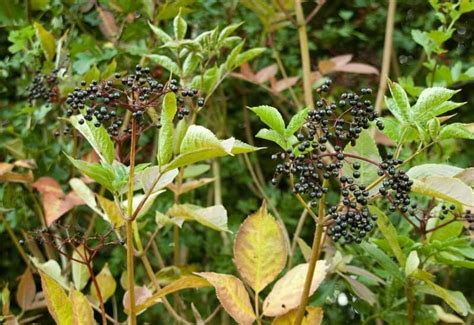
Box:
[64,65,204,137]
[464,210,474,230]
[270,80,415,244]
[27,70,58,103]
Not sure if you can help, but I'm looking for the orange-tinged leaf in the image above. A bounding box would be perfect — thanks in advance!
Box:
[0,171,33,184]
[318,60,336,74]
[0,163,13,176]
[335,63,379,75]
[97,7,119,39]
[271,76,299,93]
[39,272,73,325]
[70,290,94,325]
[16,269,36,310]
[91,263,116,303]
[234,203,288,293]
[135,275,210,314]
[32,177,64,196]
[255,64,278,83]
[263,261,329,317]
[196,272,256,325]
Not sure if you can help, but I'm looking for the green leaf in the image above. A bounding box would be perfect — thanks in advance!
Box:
[147,55,180,75]
[183,164,210,178]
[39,272,73,325]
[218,22,243,43]
[386,80,410,123]
[231,139,263,154]
[255,129,288,149]
[342,130,382,186]
[234,48,266,68]
[82,65,100,85]
[370,206,406,266]
[339,273,375,306]
[225,41,245,70]
[285,108,309,137]
[415,276,470,316]
[182,53,200,77]
[158,92,177,165]
[438,123,474,140]
[405,251,419,276]
[139,167,179,193]
[66,156,115,191]
[33,22,55,61]
[360,242,403,281]
[72,245,90,291]
[249,105,285,134]
[7,26,35,53]
[411,176,474,206]
[427,118,441,138]
[173,9,187,40]
[148,21,172,43]
[168,204,229,232]
[70,115,114,164]
[429,215,464,242]
[407,164,463,179]
[410,87,460,121]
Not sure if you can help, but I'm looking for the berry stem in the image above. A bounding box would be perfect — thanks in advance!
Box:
[294,180,328,325]
[126,117,138,325]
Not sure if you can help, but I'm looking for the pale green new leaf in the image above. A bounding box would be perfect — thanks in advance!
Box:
[147,55,180,75]
[70,115,114,164]
[411,176,474,206]
[173,9,187,40]
[255,129,288,149]
[249,105,285,134]
[405,251,420,276]
[233,48,266,68]
[438,123,474,140]
[168,204,229,232]
[411,87,460,121]
[33,22,55,61]
[407,164,463,179]
[285,108,309,137]
[386,80,410,123]
[72,245,90,291]
[148,21,172,43]
[158,92,177,165]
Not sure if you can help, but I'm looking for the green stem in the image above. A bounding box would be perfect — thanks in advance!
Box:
[0,213,30,267]
[126,118,138,325]
[295,0,314,109]
[294,180,328,325]
[406,277,415,325]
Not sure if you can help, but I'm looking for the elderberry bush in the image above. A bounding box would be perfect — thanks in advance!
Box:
[64,64,204,138]
[264,80,416,244]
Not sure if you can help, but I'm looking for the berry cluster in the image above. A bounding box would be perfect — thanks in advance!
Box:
[27,70,59,103]
[64,65,204,137]
[465,210,474,230]
[327,206,376,244]
[269,80,414,244]
[377,154,413,212]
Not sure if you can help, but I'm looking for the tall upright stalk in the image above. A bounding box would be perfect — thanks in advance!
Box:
[294,180,327,324]
[126,117,138,325]
[295,0,314,109]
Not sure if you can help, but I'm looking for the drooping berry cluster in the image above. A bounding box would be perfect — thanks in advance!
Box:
[269,80,414,244]
[464,210,474,230]
[64,64,204,137]
[27,70,59,103]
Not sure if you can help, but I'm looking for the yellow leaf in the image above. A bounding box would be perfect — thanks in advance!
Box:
[39,272,73,325]
[272,307,323,325]
[91,263,116,303]
[33,22,55,61]
[97,195,125,228]
[196,272,256,325]
[234,203,288,293]
[263,261,329,317]
[134,275,210,314]
[70,290,94,325]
